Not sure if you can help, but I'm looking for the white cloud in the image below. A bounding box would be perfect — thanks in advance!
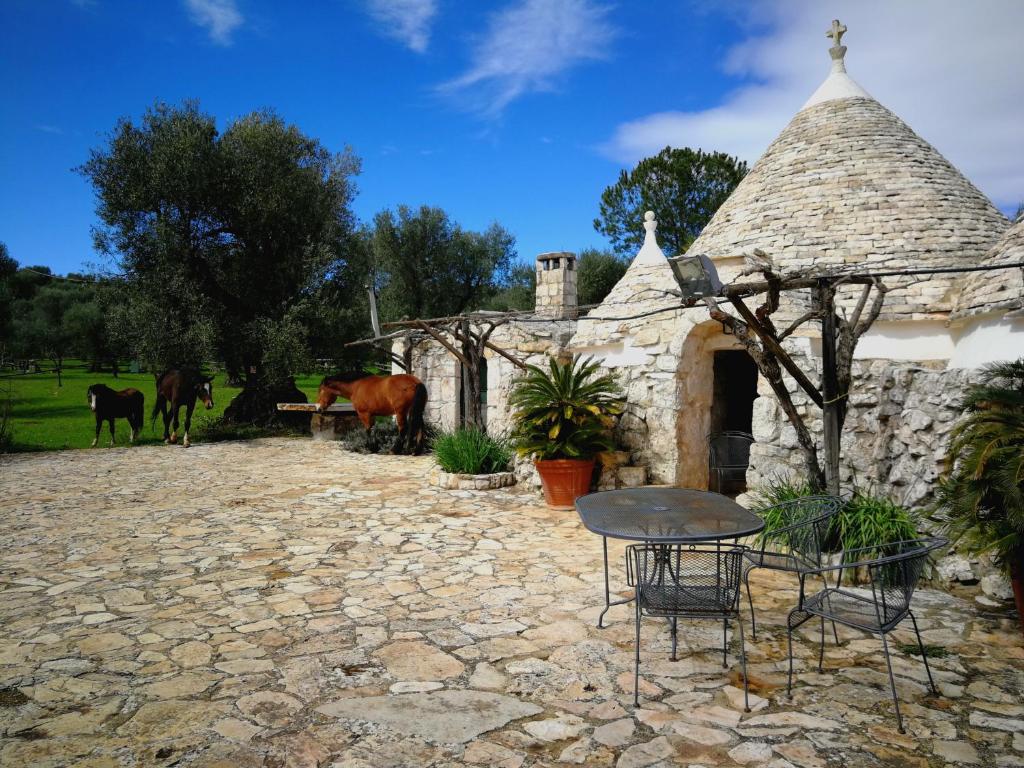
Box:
[183,0,243,46]
[440,0,615,117]
[603,0,1024,208]
[364,0,438,53]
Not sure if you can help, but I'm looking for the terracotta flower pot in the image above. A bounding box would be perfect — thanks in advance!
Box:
[535,458,596,510]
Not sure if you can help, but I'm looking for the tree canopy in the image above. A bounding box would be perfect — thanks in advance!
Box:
[79,101,361,398]
[370,205,516,322]
[594,147,748,257]
[576,248,628,307]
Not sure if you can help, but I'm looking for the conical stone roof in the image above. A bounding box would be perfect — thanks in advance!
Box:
[685,25,1008,321]
[953,216,1024,320]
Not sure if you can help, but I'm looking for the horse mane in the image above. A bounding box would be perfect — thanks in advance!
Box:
[88,383,114,395]
[321,371,371,386]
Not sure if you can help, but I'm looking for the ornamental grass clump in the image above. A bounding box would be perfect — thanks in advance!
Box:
[508,356,624,460]
[433,428,511,475]
[835,490,919,561]
[751,477,918,563]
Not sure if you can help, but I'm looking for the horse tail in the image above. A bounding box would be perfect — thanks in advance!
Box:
[408,382,428,454]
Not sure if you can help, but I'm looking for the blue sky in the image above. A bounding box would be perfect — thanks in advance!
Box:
[2,1,1022,276]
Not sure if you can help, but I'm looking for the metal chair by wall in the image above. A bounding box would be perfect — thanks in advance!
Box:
[628,543,750,711]
[786,537,947,733]
[708,431,754,494]
[743,495,842,640]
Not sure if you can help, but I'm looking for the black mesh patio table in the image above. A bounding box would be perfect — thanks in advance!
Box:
[575,488,765,627]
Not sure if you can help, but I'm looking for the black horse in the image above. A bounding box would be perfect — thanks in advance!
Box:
[152,369,214,448]
[87,384,144,447]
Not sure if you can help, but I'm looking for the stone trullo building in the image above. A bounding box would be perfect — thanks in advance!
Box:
[400,21,1023,529]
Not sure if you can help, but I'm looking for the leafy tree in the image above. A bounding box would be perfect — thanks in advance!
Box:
[371,205,516,321]
[79,101,361,421]
[0,243,18,362]
[576,248,628,306]
[594,147,748,257]
[481,262,535,312]
[9,281,91,385]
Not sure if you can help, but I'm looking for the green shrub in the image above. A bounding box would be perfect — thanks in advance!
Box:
[835,490,918,562]
[750,475,815,515]
[341,420,437,455]
[433,428,512,475]
[749,477,918,559]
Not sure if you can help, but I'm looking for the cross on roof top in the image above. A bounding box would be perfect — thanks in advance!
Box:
[827,19,847,48]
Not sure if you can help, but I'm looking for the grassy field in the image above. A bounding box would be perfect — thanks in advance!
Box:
[0,362,324,452]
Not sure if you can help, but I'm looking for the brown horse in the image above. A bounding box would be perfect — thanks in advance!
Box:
[87,384,144,447]
[316,372,428,454]
[152,369,214,448]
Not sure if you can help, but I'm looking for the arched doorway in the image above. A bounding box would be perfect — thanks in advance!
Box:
[675,321,758,490]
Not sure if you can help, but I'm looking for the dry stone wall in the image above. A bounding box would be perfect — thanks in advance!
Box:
[747,347,977,511]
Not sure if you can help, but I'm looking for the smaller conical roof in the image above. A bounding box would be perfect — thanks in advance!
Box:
[952,216,1024,320]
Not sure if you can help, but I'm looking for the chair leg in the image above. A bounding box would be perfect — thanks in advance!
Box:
[909,610,938,696]
[880,632,904,733]
[821,574,840,645]
[722,618,728,668]
[818,615,826,673]
[786,621,795,698]
[736,613,750,713]
[633,602,642,707]
[670,617,678,662]
[744,567,758,640]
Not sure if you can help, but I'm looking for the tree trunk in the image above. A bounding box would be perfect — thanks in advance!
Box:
[460,319,484,429]
[223,369,308,429]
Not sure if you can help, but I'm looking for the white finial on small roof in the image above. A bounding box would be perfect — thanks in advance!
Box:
[826,19,848,73]
[802,18,872,110]
[634,210,667,266]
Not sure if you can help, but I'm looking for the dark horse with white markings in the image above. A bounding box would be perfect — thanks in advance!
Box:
[152,369,214,448]
[316,372,428,455]
[87,384,144,447]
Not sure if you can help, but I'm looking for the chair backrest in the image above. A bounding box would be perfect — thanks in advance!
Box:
[759,495,841,567]
[865,538,946,625]
[630,544,744,598]
[708,431,754,469]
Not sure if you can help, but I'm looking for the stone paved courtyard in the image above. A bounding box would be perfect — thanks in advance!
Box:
[1,439,1023,767]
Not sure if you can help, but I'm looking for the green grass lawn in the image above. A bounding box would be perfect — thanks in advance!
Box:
[0,362,325,452]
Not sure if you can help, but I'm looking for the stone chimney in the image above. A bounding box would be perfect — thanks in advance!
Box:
[535,252,577,319]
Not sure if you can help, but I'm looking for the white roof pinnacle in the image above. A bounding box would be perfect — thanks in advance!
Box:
[632,210,667,266]
[802,18,872,110]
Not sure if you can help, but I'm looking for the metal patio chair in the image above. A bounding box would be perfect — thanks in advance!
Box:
[628,542,750,711]
[786,537,947,733]
[708,431,754,494]
[743,495,842,640]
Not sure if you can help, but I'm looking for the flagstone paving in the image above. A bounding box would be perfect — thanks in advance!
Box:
[1,438,1022,767]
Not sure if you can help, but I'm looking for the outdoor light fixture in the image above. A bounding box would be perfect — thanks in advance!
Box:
[667,254,724,302]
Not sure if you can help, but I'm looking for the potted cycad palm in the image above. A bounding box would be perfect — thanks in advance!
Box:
[936,360,1024,635]
[508,355,624,509]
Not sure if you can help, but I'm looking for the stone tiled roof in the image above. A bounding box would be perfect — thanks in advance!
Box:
[686,95,1008,320]
[952,217,1024,320]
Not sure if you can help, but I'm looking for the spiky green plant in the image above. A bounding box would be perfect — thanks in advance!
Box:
[508,356,624,460]
[936,360,1024,576]
[750,477,917,562]
[835,490,918,562]
[433,428,511,475]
